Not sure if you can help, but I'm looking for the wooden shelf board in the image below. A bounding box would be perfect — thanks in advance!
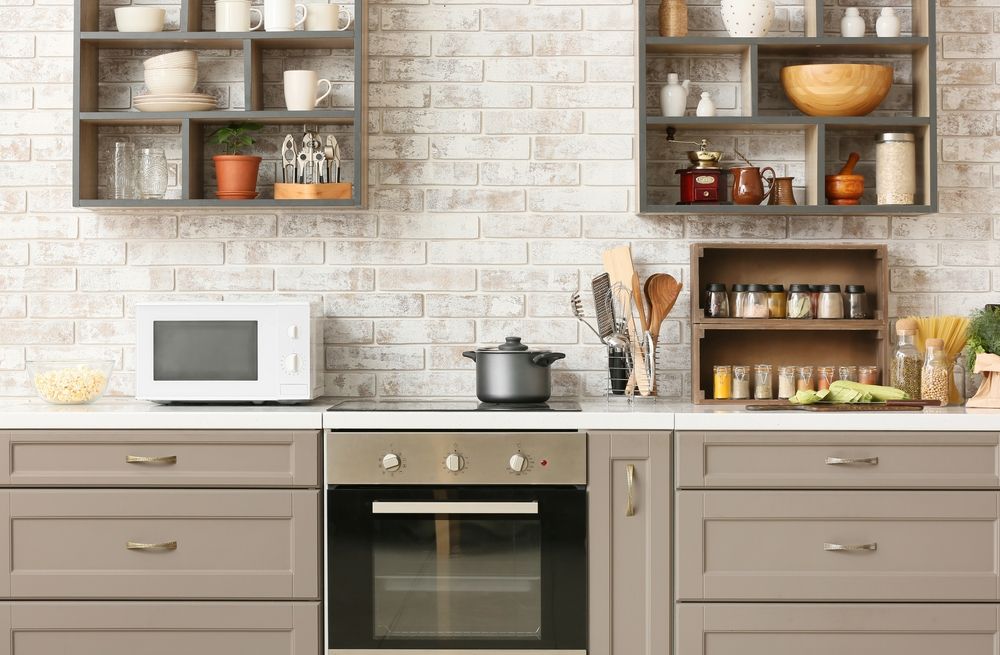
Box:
[641,203,934,215]
[77,198,361,207]
[80,110,355,125]
[79,31,356,49]
[694,319,885,331]
[645,35,929,55]
[645,116,931,130]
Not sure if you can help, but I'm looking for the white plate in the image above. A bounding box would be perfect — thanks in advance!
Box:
[135,94,216,102]
[134,100,218,112]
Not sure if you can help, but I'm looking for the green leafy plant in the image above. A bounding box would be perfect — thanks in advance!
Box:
[209,122,264,156]
[966,307,1000,371]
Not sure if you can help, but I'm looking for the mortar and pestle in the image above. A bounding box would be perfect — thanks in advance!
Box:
[825,152,864,205]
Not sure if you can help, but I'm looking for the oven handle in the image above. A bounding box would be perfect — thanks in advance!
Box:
[371,501,539,515]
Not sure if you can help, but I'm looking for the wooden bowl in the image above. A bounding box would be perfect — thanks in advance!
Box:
[825,174,865,205]
[780,64,893,116]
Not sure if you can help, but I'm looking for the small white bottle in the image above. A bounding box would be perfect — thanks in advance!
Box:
[840,7,865,37]
[696,91,716,117]
[876,7,900,37]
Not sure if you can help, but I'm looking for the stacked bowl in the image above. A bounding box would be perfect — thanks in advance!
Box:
[135,51,218,112]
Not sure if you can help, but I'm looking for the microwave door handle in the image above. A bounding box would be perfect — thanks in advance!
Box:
[371,501,539,515]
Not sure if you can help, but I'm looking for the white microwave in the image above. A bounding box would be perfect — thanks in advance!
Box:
[136,302,323,404]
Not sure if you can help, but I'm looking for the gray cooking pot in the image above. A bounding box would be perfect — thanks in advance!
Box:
[462,337,566,404]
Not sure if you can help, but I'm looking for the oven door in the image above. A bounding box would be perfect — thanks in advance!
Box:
[328,486,586,653]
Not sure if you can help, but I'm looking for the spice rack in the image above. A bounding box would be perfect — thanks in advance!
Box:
[690,242,889,404]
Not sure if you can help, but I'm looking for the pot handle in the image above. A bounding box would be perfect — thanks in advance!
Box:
[462,351,477,362]
[531,352,566,367]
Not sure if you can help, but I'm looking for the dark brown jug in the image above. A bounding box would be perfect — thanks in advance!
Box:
[767,176,797,206]
[730,166,776,205]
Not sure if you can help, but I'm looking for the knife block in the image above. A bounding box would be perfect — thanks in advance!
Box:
[274,182,352,200]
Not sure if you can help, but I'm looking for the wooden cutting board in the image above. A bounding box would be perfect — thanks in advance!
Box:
[745,401,933,411]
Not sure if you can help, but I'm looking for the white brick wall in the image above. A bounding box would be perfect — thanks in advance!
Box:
[0,0,996,398]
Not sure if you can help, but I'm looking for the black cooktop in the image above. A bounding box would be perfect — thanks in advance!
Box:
[329,400,582,412]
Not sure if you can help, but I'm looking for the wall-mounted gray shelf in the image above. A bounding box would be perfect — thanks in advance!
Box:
[73,0,367,208]
[639,2,937,215]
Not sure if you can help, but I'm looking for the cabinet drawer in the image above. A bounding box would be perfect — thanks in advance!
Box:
[677,431,1000,489]
[0,601,319,655]
[0,489,319,599]
[1,430,320,487]
[676,490,1000,601]
[677,603,1000,655]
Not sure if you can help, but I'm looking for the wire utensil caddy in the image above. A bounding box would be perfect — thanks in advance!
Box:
[605,282,658,400]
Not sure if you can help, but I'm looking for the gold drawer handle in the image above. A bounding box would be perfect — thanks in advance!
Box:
[127,541,177,551]
[126,455,177,465]
[825,456,878,466]
[625,464,636,517]
[824,542,877,552]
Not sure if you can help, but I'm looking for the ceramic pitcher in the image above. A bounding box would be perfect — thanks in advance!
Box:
[660,73,690,117]
[730,166,776,205]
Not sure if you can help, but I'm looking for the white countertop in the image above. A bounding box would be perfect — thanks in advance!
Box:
[0,397,997,431]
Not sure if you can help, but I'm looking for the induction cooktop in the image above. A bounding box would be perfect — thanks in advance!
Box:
[328,400,582,412]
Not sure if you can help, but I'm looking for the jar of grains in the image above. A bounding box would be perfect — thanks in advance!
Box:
[767,284,786,318]
[875,132,915,205]
[890,318,921,399]
[743,285,770,319]
[797,366,814,392]
[732,365,751,399]
[787,284,812,319]
[921,338,950,406]
[714,365,733,400]
[754,364,773,399]
[777,365,796,399]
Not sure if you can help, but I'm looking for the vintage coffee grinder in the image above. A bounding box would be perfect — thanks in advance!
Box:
[668,128,728,204]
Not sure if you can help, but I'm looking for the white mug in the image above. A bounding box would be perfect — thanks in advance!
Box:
[215,0,263,31]
[304,2,352,31]
[264,0,307,31]
[284,69,332,110]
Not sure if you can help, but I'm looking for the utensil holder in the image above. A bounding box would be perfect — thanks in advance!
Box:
[604,282,658,401]
[274,182,352,199]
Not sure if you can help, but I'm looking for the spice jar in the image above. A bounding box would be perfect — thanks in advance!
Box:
[787,284,812,319]
[809,285,821,319]
[890,317,921,399]
[705,283,729,318]
[875,132,915,205]
[838,365,858,382]
[859,365,879,385]
[796,365,814,392]
[846,285,870,319]
[920,338,949,405]
[732,365,750,399]
[713,365,732,400]
[816,365,835,390]
[777,365,796,399]
[754,364,773,399]
[731,284,748,318]
[743,284,769,319]
[767,284,786,318]
[817,284,844,319]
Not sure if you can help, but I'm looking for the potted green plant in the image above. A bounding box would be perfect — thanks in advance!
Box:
[965,306,1000,408]
[209,122,264,200]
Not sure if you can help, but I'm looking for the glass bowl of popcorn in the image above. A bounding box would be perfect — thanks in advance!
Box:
[26,361,114,405]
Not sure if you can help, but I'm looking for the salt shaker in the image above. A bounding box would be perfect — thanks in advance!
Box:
[696,92,716,117]
[876,7,900,37]
[841,7,865,37]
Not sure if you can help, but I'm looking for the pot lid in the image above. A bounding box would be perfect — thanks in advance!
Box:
[477,336,549,353]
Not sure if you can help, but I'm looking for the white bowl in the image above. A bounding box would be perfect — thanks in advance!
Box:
[114,7,166,32]
[144,68,198,94]
[144,50,198,69]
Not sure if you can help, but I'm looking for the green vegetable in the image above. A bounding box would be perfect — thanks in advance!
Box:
[966,307,1000,372]
[789,388,829,405]
[828,380,908,402]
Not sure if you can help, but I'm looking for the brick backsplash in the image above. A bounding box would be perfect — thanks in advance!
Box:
[0,0,997,399]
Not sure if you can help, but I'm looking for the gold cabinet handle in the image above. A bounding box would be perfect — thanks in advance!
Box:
[625,464,636,517]
[824,542,877,552]
[126,455,177,465]
[127,541,177,551]
[825,456,878,466]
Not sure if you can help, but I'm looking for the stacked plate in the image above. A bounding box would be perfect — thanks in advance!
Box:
[134,93,218,112]
[135,50,216,112]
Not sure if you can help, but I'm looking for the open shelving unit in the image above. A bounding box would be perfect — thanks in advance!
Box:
[639,0,936,214]
[73,0,366,208]
[690,242,890,404]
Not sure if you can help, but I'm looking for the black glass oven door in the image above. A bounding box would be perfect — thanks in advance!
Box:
[328,486,586,651]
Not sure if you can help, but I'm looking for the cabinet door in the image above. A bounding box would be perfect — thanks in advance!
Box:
[0,601,319,655]
[677,603,1000,655]
[0,489,319,599]
[588,431,670,655]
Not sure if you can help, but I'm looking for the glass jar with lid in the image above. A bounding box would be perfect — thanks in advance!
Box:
[890,317,921,398]
[875,132,915,205]
[859,365,879,385]
[731,284,748,318]
[809,285,821,319]
[838,365,858,382]
[767,284,786,318]
[920,338,949,405]
[846,285,869,319]
[787,284,812,319]
[732,365,751,399]
[777,365,796,399]
[816,365,835,390]
[816,284,844,319]
[705,283,729,318]
[796,365,814,392]
[743,284,769,319]
[754,364,773,399]
[713,365,732,399]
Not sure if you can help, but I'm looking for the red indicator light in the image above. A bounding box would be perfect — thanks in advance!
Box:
[540,459,548,467]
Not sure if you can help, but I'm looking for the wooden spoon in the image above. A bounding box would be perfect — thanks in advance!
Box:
[645,274,683,344]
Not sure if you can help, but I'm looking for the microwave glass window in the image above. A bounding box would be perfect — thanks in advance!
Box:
[153,320,258,381]
[372,513,542,641]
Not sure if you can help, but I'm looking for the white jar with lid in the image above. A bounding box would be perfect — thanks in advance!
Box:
[841,7,865,37]
[875,132,915,205]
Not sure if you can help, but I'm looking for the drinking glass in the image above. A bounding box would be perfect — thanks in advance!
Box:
[111,141,136,200]
[137,147,168,199]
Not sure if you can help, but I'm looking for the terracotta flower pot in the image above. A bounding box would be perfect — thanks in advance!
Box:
[213,155,262,198]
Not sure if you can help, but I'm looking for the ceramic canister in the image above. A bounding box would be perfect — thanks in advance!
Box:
[720,0,774,37]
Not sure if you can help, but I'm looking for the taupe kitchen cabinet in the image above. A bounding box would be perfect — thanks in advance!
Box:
[588,431,670,655]
[0,601,320,655]
[676,603,1000,655]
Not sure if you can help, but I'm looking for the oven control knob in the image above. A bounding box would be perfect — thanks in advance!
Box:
[445,453,465,472]
[508,453,527,473]
[381,453,401,472]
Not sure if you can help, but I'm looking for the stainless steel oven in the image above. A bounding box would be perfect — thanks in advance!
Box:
[326,431,587,655]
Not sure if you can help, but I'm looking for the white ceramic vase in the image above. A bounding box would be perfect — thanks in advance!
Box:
[696,91,716,117]
[840,7,865,37]
[720,0,774,37]
[875,7,900,37]
[660,73,690,117]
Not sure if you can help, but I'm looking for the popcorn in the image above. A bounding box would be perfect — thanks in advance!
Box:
[32,365,108,404]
